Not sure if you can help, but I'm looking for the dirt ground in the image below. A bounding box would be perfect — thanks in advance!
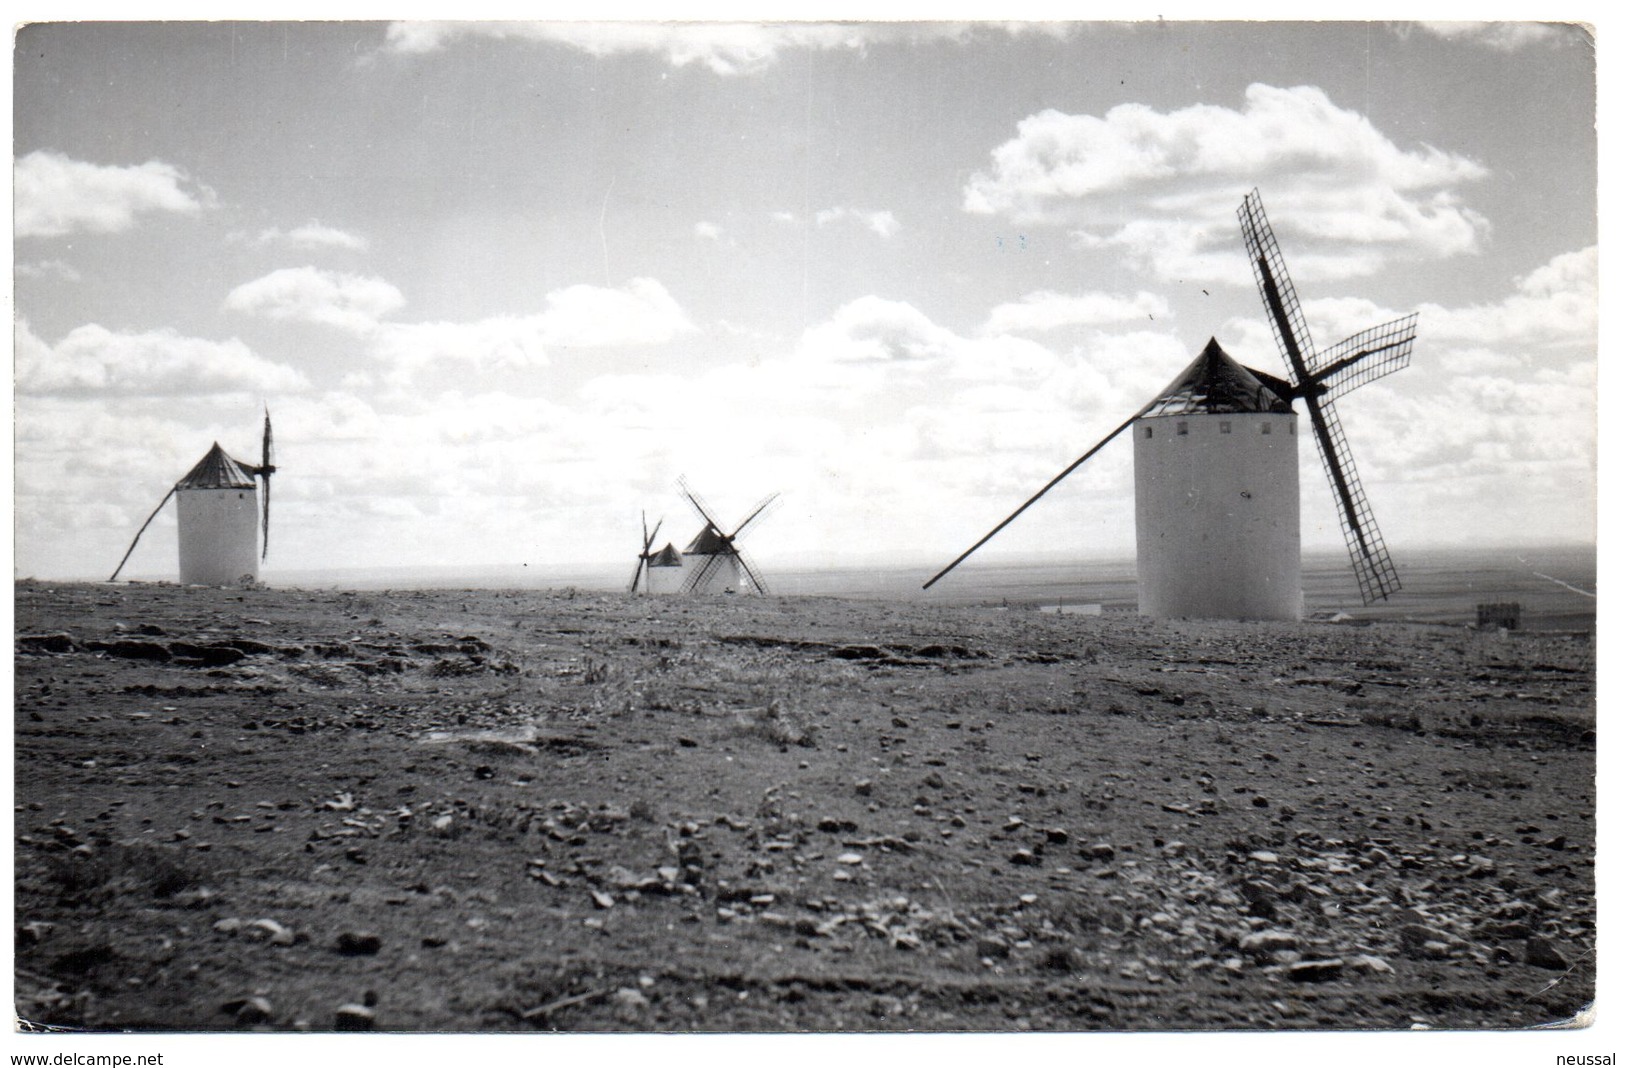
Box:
[12,580,1596,1032]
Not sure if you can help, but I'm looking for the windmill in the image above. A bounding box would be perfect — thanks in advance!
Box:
[110,409,277,585]
[924,190,1416,619]
[677,477,778,595]
[628,512,664,593]
[627,512,684,595]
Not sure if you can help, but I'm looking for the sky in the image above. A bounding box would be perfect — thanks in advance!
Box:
[11,19,1599,584]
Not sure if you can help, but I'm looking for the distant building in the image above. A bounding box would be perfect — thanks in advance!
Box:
[645,543,685,595]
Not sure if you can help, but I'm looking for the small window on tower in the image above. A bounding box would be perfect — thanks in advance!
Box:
[1176,421,1188,436]
[1143,426,1153,439]
[1261,423,1272,435]
[1290,422,1296,435]
[1220,421,1232,434]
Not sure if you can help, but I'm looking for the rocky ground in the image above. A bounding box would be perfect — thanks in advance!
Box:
[12,580,1596,1032]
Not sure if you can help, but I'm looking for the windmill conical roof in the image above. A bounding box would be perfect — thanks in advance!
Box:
[1141,338,1293,417]
[177,443,259,490]
[650,543,682,567]
[684,525,732,555]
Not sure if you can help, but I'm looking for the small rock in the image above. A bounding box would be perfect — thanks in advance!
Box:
[921,772,945,790]
[1239,930,1300,956]
[335,931,382,956]
[1399,924,1459,951]
[246,919,295,946]
[1348,954,1393,975]
[1525,937,1570,970]
[613,987,651,1021]
[213,918,244,935]
[1084,842,1116,861]
[334,1004,375,1031]
[854,780,874,797]
[590,890,617,909]
[1009,849,1040,867]
[1044,827,1070,845]
[1248,851,1279,865]
[1288,959,1344,983]
[836,852,864,866]
[234,996,274,1026]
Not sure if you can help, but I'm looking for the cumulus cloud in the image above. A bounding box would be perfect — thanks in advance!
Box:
[370,277,695,371]
[814,207,901,238]
[1414,21,1568,51]
[15,319,309,397]
[380,21,968,75]
[224,267,407,334]
[15,150,213,239]
[964,84,1490,282]
[985,290,1170,333]
[249,221,369,251]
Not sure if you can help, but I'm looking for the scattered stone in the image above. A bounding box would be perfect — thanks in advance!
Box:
[334,1004,375,1031]
[818,817,859,833]
[590,890,617,910]
[213,918,244,935]
[335,931,382,956]
[854,780,874,797]
[921,772,945,790]
[1239,930,1300,957]
[233,996,274,1026]
[17,633,76,654]
[613,987,651,1022]
[1044,827,1069,845]
[246,919,295,946]
[1525,937,1570,971]
[836,852,865,866]
[1348,954,1393,975]
[1288,959,1344,983]
[1248,851,1279,865]
[1083,842,1116,861]
[1009,849,1040,867]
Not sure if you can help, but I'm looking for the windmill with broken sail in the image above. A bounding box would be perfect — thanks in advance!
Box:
[110,410,278,586]
[925,190,1417,620]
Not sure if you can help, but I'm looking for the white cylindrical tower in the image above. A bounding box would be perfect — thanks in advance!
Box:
[646,544,686,595]
[175,443,261,586]
[1133,339,1302,621]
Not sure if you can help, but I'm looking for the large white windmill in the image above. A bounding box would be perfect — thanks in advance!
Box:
[925,190,1417,620]
[110,410,278,586]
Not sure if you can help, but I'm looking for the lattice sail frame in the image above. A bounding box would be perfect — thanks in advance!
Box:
[1238,190,1412,606]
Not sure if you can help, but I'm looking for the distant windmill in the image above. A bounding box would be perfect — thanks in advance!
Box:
[110,409,278,585]
[925,190,1416,619]
[628,513,685,595]
[677,477,778,595]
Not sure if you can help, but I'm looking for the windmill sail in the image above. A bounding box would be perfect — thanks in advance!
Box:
[259,409,276,560]
[1238,189,1410,605]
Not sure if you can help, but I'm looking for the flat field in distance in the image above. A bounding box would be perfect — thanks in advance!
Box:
[13,568,1595,1031]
